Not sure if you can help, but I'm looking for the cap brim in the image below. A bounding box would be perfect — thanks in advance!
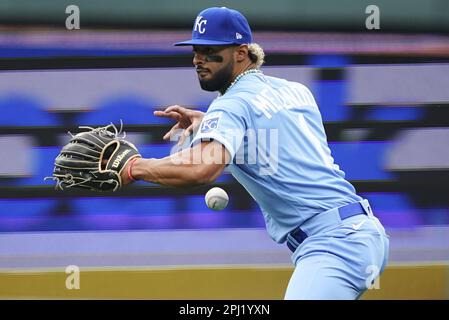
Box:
[173,39,238,46]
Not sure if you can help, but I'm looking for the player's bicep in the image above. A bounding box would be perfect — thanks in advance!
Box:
[192,140,230,183]
[191,106,248,162]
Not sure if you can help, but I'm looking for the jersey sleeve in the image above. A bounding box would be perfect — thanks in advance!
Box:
[191,98,249,161]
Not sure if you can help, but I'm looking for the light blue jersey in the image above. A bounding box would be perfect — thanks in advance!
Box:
[178,7,388,299]
[192,71,362,243]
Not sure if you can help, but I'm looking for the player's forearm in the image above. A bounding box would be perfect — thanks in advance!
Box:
[131,152,223,187]
[131,157,202,187]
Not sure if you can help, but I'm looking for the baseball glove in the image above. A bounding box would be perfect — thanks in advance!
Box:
[48,123,141,191]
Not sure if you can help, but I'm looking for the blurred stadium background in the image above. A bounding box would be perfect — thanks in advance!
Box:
[0,0,448,299]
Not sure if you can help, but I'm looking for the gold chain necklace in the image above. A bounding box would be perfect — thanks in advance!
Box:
[221,68,262,96]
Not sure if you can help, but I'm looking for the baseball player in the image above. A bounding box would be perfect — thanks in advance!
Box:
[125,7,389,299]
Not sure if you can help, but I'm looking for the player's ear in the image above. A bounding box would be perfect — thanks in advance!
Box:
[234,44,249,63]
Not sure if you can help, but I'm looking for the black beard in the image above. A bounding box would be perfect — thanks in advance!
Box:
[198,62,234,92]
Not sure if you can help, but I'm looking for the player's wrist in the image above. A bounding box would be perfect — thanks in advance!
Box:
[127,157,140,182]
[129,157,154,182]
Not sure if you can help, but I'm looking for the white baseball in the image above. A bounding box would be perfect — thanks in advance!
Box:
[205,187,229,211]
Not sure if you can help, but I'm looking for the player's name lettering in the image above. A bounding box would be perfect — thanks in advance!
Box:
[112,149,131,168]
[251,84,316,119]
[179,304,213,317]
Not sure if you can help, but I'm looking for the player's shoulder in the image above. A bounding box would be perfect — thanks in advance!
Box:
[221,74,266,102]
[209,94,250,117]
[264,74,311,92]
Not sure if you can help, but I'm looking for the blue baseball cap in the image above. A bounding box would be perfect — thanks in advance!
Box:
[174,7,252,46]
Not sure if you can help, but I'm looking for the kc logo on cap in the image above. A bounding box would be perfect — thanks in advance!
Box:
[194,16,207,34]
[174,7,253,46]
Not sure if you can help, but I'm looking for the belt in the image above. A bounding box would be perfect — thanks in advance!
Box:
[286,200,372,253]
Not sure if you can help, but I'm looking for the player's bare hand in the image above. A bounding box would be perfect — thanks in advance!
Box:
[154,105,204,145]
